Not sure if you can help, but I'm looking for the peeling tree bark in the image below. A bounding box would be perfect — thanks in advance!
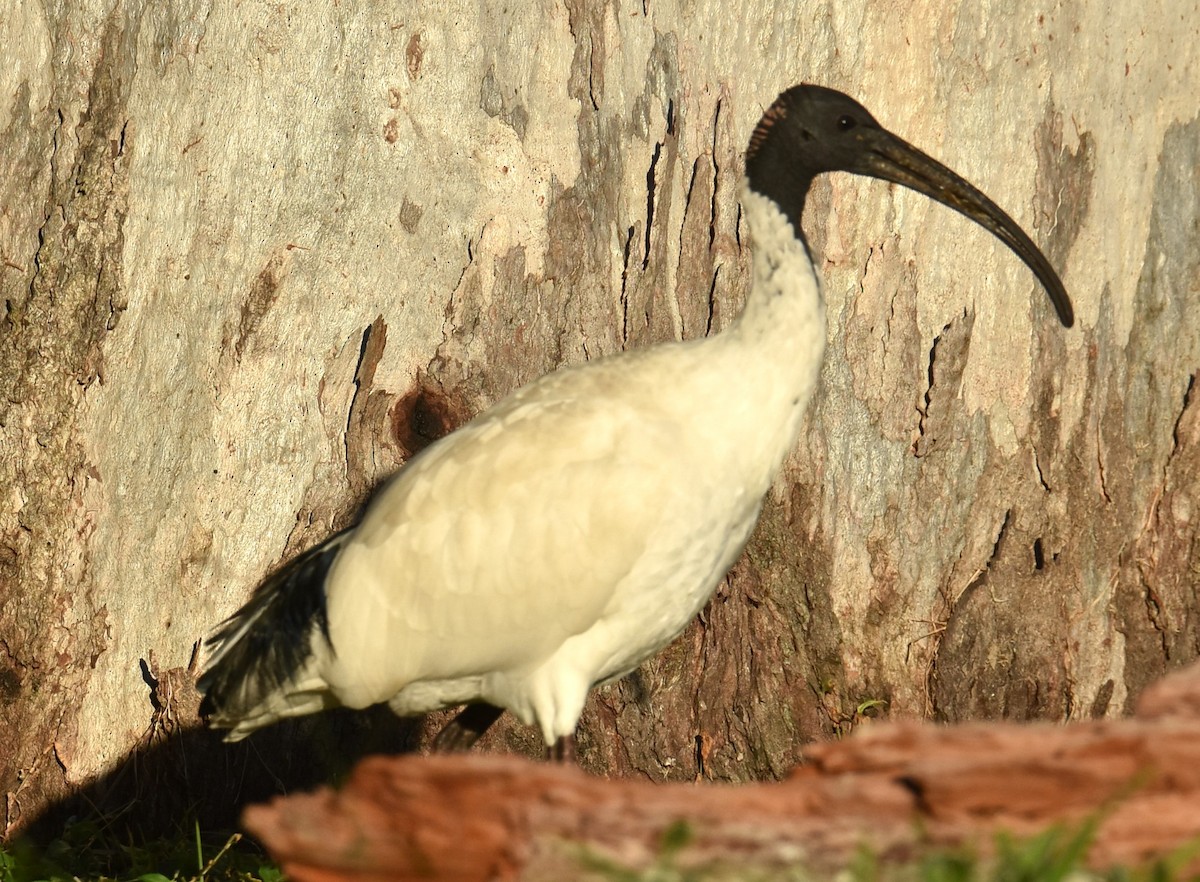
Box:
[2,0,1198,838]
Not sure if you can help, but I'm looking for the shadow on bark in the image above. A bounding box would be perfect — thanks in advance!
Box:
[16,705,425,847]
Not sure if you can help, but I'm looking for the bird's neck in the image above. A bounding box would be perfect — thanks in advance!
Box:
[689,186,826,492]
[728,187,826,372]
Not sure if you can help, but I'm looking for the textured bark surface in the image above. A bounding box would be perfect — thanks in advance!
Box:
[2,0,1198,837]
[243,662,1200,881]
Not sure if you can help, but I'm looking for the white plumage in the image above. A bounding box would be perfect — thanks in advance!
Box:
[199,85,1071,751]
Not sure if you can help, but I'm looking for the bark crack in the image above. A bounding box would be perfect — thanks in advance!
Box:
[14,110,65,332]
[345,322,376,468]
[619,225,635,346]
[586,35,599,111]
[1033,447,1051,493]
[682,157,701,235]
[1133,373,1195,653]
[952,509,1011,608]
[925,508,1012,718]
[913,320,951,458]
[1096,412,1112,505]
[441,223,485,343]
[641,99,674,276]
[1166,373,1196,474]
[705,266,720,337]
[709,97,722,249]
[643,141,663,272]
[987,510,1012,576]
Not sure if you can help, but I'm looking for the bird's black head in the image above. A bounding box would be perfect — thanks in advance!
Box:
[747,85,883,182]
[745,84,1074,327]
[745,86,884,228]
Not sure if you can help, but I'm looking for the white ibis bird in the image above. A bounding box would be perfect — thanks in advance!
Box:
[198,85,1073,753]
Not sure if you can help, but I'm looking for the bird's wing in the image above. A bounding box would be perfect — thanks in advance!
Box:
[321,360,694,703]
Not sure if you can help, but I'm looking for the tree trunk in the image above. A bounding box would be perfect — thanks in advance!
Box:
[2,0,1197,837]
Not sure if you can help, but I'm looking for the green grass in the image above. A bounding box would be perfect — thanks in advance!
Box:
[578,816,1200,882]
[5,812,1198,882]
[847,821,1200,882]
[0,819,282,882]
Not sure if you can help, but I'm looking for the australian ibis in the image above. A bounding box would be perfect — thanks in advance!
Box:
[198,85,1073,753]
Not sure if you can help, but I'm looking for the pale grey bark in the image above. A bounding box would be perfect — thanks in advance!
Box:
[2,0,1197,834]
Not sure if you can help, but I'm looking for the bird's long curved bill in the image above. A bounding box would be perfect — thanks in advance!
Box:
[860,132,1074,328]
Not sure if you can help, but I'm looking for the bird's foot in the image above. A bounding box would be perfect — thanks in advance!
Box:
[549,733,577,763]
[430,703,505,753]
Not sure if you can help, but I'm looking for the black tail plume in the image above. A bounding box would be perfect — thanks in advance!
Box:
[198,530,351,722]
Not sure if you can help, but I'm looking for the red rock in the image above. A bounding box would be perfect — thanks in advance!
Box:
[244,661,1200,881]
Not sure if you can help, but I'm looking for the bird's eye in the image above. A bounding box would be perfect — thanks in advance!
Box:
[837,114,857,131]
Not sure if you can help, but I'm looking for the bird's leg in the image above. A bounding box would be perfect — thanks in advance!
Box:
[430,702,505,753]
[549,733,577,763]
